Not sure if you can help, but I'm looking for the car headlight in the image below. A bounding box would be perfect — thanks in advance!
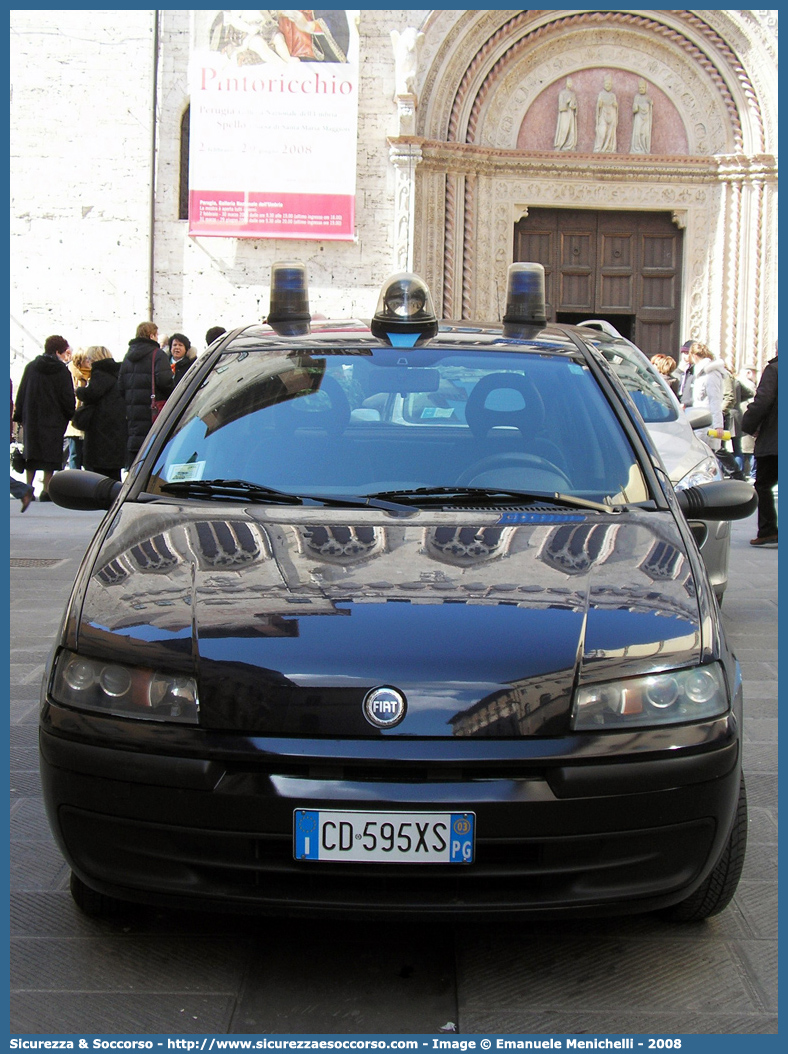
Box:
[572,663,728,730]
[674,454,722,491]
[50,649,199,724]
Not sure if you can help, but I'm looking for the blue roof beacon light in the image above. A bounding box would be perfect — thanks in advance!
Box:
[267,262,311,335]
[502,262,547,338]
[370,272,439,347]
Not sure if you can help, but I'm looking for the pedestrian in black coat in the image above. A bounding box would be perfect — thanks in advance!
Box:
[12,334,76,500]
[742,346,778,545]
[75,347,128,481]
[117,322,173,466]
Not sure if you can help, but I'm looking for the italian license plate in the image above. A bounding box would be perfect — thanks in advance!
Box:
[294,809,475,864]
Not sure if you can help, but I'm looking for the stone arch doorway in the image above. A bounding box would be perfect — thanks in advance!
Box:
[403,10,776,371]
[513,207,683,357]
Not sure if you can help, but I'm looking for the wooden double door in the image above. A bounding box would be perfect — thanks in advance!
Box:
[514,209,683,357]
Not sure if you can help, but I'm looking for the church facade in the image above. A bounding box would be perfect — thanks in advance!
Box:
[10,10,777,378]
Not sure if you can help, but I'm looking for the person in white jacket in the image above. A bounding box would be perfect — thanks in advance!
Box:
[687,341,727,450]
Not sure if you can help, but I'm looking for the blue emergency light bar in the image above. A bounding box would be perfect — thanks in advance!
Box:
[267,262,311,335]
[502,262,547,336]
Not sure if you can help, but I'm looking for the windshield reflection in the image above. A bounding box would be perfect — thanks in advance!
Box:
[149,347,650,505]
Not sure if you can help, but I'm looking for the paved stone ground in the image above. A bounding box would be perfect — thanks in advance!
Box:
[9,498,777,1035]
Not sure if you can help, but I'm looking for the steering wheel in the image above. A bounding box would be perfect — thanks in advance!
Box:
[276,374,351,436]
[456,452,572,491]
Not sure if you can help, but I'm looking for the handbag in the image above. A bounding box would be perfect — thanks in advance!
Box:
[71,403,95,431]
[10,442,25,473]
[151,352,167,422]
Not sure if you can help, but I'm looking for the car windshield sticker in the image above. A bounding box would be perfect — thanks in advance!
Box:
[420,406,454,419]
[167,461,207,482]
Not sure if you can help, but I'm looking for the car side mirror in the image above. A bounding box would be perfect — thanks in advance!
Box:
[676,479,757,521]
[685,407,712,430]
[48,469,123,511]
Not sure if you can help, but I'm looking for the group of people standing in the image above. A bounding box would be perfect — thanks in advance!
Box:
[650,339,778,546]
[11,323,226,508]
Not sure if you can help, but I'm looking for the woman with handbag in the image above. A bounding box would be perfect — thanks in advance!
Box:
[74,346,127,481]
[117,321,173,467]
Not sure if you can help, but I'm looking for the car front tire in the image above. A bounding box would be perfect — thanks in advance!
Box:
[657,773,747,922]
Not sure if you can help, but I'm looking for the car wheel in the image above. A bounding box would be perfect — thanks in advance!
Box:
[69,871,128,918]
[657,774,747,922]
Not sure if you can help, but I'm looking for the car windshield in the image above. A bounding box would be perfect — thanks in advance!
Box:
[594,337,679,424]
[147,343,650,505]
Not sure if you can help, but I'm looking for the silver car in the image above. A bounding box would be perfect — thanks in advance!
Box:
[579,322,729,602]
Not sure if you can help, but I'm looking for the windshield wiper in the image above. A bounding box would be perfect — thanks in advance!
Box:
[158,479,417,517]
[368,486,619,514]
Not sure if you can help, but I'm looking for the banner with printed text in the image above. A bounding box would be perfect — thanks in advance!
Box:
[188,10,359,239]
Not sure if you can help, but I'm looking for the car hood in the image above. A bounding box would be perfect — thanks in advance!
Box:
[74,503,702,738]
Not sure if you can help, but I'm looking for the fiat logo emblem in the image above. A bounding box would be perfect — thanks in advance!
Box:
[363,686,407,728]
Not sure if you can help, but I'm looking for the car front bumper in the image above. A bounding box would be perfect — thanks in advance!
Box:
[40,704,742,919]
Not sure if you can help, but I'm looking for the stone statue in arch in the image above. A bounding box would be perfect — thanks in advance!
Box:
[593,74,618,153]
[390,27,424,99]
[553,77,578,151]
[630,78,654,154]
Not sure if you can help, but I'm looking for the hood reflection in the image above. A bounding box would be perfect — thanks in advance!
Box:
[80,506,701,737]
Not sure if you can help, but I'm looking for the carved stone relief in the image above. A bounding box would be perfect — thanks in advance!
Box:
[419,10,526,142]
[553,78,578,151]
[630,79,653,153]
[417,10,772,158]
[692,9,776,152]
[478,34,730,155]
[528,70,682,155]
[390,27,424,100]
[390,142,422,272]
[593,74,618,152]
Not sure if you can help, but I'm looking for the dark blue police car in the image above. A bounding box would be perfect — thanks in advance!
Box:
[41,263,756,920]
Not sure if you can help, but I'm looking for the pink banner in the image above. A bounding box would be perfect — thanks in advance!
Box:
[188,11,359,241]
[189,190,354,239]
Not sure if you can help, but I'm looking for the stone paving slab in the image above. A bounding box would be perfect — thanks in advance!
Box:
[231,930,457,1034]
[744,717,779,742]
[741,742,779,773]
[746,805,779,842]
[11,935,251,993]
[731,883,779,940]
[455,933,764,1014]
[460,1012,779,1035]
[10,841,70,891]
[11,995,237,1038]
